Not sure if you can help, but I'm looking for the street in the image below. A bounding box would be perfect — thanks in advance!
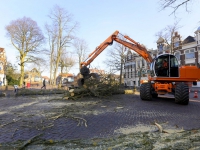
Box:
[0,92,199,144]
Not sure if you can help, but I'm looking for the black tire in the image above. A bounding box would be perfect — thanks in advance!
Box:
[175,82,189,105]
[140,83,152,101]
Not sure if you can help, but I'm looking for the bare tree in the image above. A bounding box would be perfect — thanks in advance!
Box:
[45,24,57,85]
[159,0,194,15]
[155,20,181,54]
[59,52,76,74]
[46,5,78,85]
[104,41,127,84]
[6,17,45,86]
[72,37,88,70]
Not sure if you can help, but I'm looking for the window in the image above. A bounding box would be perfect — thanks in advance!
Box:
[124,73,126,78]
[142,59,145,67]
[138,71,141,76]
[34,76,40,82]
[137,60,140,68]
[174,51,180,60]
[67,77,74,82]
[128,54,131,60]
[170,57,179,67]
[185,48,195,59]
[158,44,163,51]
[198,47,200,50]
[174,42,179,48]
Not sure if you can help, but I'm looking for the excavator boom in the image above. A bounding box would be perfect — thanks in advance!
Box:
[80,30,153,69]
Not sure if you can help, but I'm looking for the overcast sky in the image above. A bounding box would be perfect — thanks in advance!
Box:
[0,0,200,76]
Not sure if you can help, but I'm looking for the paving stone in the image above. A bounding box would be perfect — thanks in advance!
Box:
[0,93,200,144]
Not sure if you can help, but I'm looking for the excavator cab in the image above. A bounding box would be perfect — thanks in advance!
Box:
[150,54,179,78]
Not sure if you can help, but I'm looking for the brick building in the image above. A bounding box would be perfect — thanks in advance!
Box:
[124,25,200,87]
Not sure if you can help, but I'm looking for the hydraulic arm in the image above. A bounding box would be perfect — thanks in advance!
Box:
[80,30,153,70]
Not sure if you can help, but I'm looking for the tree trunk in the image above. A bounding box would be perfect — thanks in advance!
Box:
[119,58,123,84]
[20,57,25,86]
[49,50,54,85]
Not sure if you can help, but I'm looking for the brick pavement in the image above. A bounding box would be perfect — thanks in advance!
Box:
[0,93,200,144]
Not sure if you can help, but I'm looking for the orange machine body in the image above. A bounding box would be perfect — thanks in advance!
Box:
[80,30,200,104]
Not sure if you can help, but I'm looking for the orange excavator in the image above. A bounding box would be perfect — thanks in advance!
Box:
[79,30,200,105]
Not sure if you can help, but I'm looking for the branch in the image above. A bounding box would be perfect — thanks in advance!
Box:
[160,0,192,16]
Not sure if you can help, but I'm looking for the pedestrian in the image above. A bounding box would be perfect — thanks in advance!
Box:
[23,81,26,89]
[14,85,18,93]
[41,79,46,89]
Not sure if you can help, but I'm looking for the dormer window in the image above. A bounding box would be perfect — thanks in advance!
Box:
[158,44,163,51]
[174,42,179,48]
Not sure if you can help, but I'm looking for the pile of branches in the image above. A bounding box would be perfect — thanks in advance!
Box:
[63,74,125,100]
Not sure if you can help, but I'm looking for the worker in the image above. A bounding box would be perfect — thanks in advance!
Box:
[163,60,168,68]
[162,59,168,76]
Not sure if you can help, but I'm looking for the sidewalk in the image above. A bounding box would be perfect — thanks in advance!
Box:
[190,87,200,92]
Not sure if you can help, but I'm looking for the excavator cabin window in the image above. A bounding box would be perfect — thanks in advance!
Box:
[154,54,179,77]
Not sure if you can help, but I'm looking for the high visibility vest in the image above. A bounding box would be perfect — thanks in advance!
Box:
[163,62,168,68]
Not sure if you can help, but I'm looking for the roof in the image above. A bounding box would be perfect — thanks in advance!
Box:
[0,48,4,53]
[90,68,105,74]
[182,36,195,45]
[156,37,165,43]
[59,73,74,77]
[42,76,49,79]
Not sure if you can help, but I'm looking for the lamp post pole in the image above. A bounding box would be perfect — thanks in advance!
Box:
[134,56,137,92]
[134,62,137,92]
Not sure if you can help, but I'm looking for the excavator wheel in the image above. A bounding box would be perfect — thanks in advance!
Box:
[140,82,152,101]
[175,82,189,105]
[77,78,84,87]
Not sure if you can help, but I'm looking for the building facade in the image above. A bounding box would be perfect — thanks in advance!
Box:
[0,47,7,86]
[123,49,157,87]
[124,26,200,87]
[24,68,42,86]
